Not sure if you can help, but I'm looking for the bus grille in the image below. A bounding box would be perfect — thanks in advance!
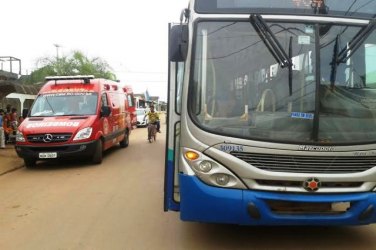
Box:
[27,133,72,143]
[230,152,376,174]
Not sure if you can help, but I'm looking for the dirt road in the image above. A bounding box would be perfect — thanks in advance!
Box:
[1,126,376,250]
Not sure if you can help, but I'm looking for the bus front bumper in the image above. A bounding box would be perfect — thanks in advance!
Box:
[179,174,376,226]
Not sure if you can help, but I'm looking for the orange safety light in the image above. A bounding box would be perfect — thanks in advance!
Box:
[185,151,200,161]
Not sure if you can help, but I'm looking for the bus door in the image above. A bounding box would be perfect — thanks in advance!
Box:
[164,23,188,211]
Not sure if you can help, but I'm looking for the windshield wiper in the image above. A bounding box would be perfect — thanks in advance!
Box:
[43,96,56,114]
[337,19,375,64]
[250,14,292,68]
[288,36,293,96]
[330,35,340,90]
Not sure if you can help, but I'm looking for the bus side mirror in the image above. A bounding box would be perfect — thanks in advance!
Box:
[169,24,188,62]
[101,106,111,117]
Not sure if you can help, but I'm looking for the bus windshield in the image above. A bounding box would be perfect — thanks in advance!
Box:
[189,20,376,144]
[30,92,98,117]
[195,0,376,18]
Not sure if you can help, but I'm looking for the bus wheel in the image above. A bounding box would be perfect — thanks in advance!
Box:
[119,130,129,148]
[24,158,36,168]
[92,140,103,164]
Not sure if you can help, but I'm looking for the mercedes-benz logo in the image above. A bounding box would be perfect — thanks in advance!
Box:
[43,134,53,143]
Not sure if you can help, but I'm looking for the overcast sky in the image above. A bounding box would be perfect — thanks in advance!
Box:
[0,0,188,101]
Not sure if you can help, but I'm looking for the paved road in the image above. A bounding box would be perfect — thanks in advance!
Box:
[1,126,376,250]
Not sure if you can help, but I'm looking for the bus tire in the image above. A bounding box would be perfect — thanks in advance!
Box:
[24,158,36,168]
[92,140,103,164]
[119,130,129,148]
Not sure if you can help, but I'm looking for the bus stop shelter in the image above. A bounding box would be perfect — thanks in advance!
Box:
[0,80,41,112]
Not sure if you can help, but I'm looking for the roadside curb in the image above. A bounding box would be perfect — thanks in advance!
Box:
[0,164,24,176]
[0,145,24,176]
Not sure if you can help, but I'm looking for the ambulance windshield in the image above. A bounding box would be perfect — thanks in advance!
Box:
[30,92,98,116]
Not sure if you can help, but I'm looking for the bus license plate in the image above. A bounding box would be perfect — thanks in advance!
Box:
[39,152,57,159]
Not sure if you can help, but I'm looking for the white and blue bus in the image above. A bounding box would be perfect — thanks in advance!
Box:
[165,0,376,226]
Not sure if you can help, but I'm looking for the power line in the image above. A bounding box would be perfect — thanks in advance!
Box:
[114,70,166,74]
[121,80,167,83]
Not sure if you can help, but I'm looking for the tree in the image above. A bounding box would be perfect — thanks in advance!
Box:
[23,51,116,84]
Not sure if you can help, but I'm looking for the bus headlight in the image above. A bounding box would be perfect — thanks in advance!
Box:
[73,127,93,141]
[183,148,247,189]
[215,173,230,186]
[198,160,212,173]
[16,131,26,142]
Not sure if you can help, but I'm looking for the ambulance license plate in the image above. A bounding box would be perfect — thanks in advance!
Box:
[39,152,57,159]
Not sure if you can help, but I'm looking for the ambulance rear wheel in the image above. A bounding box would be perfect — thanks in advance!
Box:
[92,140,103,164]
[24,158,36,168]
[119,130,129,148]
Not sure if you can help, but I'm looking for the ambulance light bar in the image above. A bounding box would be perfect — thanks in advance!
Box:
[45,75,95,84]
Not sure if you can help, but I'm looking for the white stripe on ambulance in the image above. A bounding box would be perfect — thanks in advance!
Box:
[26,122,80,128]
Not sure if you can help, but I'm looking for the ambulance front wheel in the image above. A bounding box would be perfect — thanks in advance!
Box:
[24,157,36,168]
[119,130,129,148]
[92,140,103,164]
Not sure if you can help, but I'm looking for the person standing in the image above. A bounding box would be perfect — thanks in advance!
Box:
[0,109,5,148]
[10,108,18,129]
[4,104,12,141]
[5,104,12,125]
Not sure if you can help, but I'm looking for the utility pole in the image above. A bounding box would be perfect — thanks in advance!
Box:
[53,44,61,59]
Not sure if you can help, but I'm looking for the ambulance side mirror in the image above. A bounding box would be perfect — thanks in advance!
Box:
[101,106,111,117]
[22,108,29,119]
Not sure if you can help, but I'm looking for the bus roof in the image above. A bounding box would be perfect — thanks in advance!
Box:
[194,0,376,19]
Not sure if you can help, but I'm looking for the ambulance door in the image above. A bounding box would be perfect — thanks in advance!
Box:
[101,92,112,147]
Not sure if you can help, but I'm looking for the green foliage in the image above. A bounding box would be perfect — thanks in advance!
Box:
[22,51,116,84]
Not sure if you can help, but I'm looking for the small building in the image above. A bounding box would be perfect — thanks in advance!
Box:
[134,94,148,109]
[0,69,41,115]
[134,92,167,112]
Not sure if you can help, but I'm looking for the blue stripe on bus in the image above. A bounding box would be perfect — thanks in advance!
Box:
[167,148,174,162]
[179,174,376,226]
[165,149,180,211]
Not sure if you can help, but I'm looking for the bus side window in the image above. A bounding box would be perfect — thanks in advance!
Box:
[176,62,185,115]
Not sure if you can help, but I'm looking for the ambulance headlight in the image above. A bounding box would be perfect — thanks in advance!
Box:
[16,131,26,142]
[73,127,93,141]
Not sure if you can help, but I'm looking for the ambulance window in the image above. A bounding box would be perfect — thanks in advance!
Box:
[110,93,119,108]
[127,94,134,107]
[101,93,109,107]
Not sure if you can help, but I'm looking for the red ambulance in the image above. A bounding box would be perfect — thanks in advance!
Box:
[123,85,137,128]
[15,75,132,168]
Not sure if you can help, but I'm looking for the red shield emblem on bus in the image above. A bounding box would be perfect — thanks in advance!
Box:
[303,177,321,192]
